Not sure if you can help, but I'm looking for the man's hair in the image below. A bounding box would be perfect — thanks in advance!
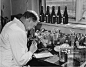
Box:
[22,11,37,22]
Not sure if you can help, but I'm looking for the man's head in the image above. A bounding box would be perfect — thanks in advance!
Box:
[20,10,39,30]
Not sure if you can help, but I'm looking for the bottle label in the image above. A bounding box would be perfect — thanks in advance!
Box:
[57,16,60,24]
[40,14,44,22]
[53,15,56,24]
[53,15,55,17]
[46,15,48,23]
[46,15,48,16]
[40,15,42,17]
[62,17,65,23]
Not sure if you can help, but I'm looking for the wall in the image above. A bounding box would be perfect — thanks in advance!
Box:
[1,0,11,20]
[0,0,1,16]
[11,0,39,15]
[0,0,1,31]
[27,0,32,11]
[11,0,27,15]
[32,0,39,15]
[0,0,11,32]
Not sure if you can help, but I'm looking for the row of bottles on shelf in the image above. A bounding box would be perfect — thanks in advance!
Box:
[40,6,68,24]
[27,28,86,49]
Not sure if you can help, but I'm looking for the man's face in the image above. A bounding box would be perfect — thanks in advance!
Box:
[24,18,37,30]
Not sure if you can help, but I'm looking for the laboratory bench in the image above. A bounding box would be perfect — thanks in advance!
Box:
[26,21,86,67]
[26,46,86,67]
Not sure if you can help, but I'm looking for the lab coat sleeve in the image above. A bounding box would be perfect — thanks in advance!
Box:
[8,32,33,66]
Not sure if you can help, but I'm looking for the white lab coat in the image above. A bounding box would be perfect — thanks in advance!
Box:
[0,18,32,67]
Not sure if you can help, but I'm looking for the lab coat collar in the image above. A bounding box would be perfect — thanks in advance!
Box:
[13,17,25,31]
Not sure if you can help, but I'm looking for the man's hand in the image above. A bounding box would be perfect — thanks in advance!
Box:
[29,40,37,54]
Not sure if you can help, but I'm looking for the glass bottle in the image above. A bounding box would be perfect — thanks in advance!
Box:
[63,6,68,24]
[45,6,51,23]
[59,49,68,63]
[40,6,44,22]
[51,6,56,24]
[56,6,62,24]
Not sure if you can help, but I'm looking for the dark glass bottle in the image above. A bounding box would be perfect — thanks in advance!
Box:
[51,6,56,24]
[45,6,50,23]
[40,6,44,22]
[60,50,68,63]
[56,6,62,24]
[63,6,68,24]
[65,35,70,45]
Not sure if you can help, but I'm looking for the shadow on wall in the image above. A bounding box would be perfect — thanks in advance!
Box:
[1,16,9,28]
[0,13,23,33]
[1,10,10,32]
[11,13,22,21]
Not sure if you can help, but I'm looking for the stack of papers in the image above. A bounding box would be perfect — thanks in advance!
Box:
[44,55,59,63]
[34,52,53,58]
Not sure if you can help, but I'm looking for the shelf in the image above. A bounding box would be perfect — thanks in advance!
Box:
[38,21,86,30]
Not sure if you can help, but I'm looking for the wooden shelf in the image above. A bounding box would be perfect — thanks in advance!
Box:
[39,21,86,30]
[37,21,86,34]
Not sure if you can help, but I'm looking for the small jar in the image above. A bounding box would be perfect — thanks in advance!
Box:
[59,50,68,63]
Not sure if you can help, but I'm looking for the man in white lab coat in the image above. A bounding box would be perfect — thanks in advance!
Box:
[0,10,39,67]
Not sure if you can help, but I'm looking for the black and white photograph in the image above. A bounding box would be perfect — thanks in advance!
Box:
[0,0,86,67]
